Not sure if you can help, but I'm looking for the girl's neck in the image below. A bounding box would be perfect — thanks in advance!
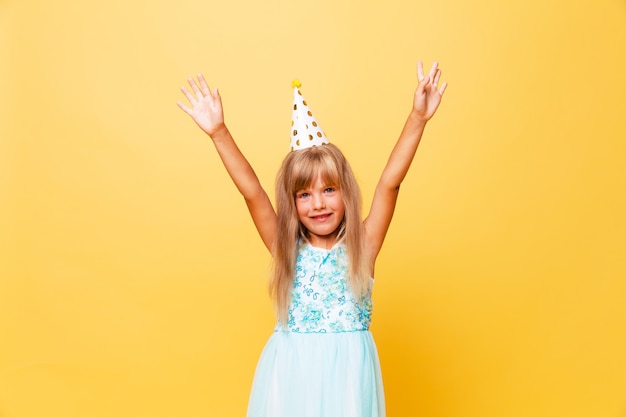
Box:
[306,235,340,250]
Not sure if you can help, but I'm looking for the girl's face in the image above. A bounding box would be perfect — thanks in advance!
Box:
[295,174,345,249]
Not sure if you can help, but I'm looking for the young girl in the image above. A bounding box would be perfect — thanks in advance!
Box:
[177,61,447,417]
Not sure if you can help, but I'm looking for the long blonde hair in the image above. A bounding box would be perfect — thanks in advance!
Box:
[271,143,371,324]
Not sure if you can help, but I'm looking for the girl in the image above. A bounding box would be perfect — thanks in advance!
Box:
[177,61,447,417]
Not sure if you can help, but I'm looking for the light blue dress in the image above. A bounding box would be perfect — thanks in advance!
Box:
[246,242,385,417]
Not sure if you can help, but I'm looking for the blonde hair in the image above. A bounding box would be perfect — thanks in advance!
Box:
[271,143,371,324]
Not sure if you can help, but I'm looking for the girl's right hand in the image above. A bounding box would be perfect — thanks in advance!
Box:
[177,73,225,137]
[412,61,447,122]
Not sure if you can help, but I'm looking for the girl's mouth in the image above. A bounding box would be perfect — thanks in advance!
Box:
[312,213,331,221]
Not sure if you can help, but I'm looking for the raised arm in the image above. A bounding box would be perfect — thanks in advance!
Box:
[177,74,277,252]
[364,61,447,260]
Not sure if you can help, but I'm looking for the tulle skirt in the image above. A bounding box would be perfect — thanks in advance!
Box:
[246,330,385,417]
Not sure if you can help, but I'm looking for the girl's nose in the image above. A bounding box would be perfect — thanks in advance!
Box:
[313,194,325,209]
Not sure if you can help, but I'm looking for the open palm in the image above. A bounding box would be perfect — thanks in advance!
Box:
[177,74,225,137]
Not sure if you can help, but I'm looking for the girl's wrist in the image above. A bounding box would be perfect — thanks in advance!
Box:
[408,109,429,126]
[208,123,228,140]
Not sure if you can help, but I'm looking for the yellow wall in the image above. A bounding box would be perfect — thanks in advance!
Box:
[2,0,625,416]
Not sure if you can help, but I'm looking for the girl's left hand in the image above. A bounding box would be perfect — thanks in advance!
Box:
[412,61,448,121]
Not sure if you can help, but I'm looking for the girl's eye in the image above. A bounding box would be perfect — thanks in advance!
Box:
[324,187,335,193]
[297,192,310,199]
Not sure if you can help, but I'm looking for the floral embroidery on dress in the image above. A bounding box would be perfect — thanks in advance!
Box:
[276,242,373,333]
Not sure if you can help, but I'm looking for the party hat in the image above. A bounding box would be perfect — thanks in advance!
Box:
[290,80,329,151]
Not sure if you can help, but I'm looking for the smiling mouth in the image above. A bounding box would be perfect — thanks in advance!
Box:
[311,213,331,221]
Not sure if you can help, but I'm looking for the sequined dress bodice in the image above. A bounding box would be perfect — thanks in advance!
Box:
[275,243,373,333]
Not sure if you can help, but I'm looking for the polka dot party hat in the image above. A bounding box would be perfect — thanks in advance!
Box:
[290,80,329,151]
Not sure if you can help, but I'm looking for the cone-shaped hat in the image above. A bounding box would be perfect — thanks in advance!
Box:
[290,80,329,151]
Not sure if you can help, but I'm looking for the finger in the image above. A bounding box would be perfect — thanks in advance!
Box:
[433,69,442,88]
[180,86,197,106]
[428,61,439,80]
[417,60,425,81]
[176,101,192,115]
[439,81,448,95]
[418,75,430,93]
[198,73,212,97]
[188,77,204,98]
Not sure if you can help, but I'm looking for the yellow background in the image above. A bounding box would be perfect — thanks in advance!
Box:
[2,0,625,416]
